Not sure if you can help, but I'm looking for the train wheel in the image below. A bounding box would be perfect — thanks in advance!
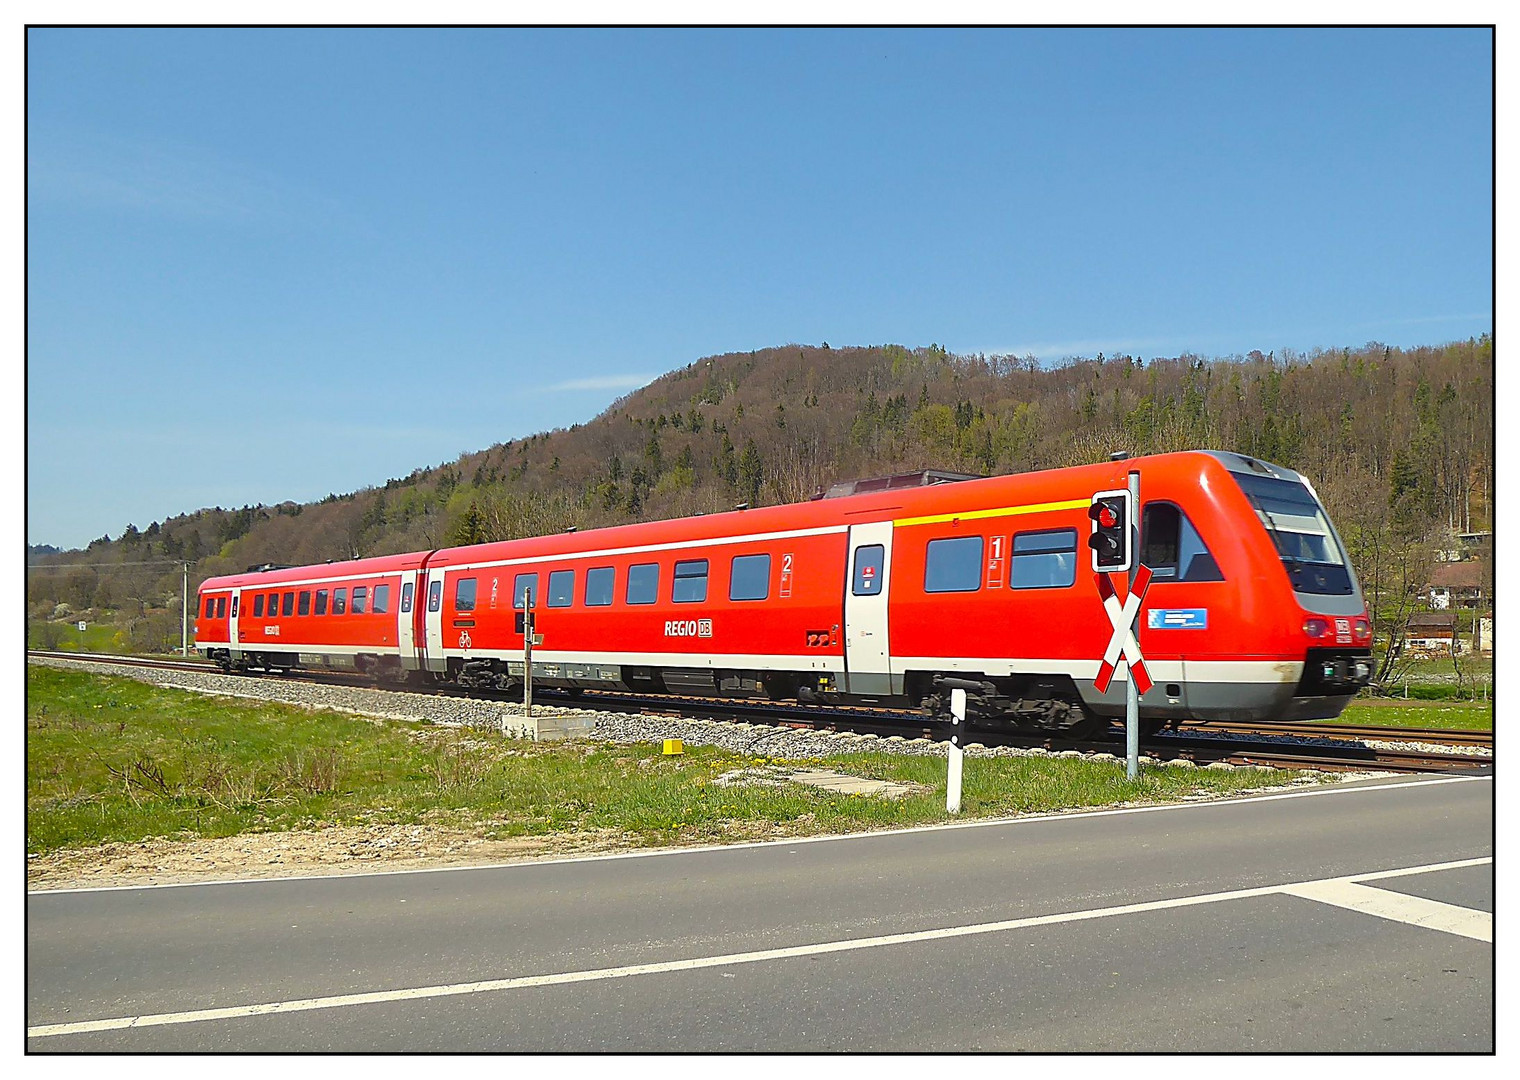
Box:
[1062,715,1105,740]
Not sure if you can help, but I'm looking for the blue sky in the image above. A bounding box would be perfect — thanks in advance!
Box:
[26,27,1493,549]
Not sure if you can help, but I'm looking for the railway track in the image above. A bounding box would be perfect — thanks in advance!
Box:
[28,651,1491,774]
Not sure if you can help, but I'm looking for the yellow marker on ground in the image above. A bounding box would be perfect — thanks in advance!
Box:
[662,739,684,756]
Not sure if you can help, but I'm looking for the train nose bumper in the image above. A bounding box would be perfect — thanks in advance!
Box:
[1298,648,1374,695]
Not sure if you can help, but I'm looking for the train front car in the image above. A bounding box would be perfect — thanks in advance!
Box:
[1153,452,1373,722]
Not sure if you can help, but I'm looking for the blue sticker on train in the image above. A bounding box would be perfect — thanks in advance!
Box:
[1147,608,1208,630]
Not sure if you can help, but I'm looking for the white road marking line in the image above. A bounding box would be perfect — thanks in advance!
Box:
[1281,880,1492,942]
[26,856,1491,1040]
[31,775,1486,896]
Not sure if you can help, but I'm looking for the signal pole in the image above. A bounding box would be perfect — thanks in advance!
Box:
[523,595,535,712]
[181,563,189,657]
[1126,471,1140,780]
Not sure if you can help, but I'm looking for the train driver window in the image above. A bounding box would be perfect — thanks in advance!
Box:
[547,570,575,608]
[316,589,328,615]
[852,545,885,596]
[215,596,226,618]
[281,592,295,617]
[455,578,477,612]
[373,584,391,614]
[672,560,708,603]
[1010,529,1077,589]
[204,597,215,619]
[253,595,265,618]
[626,563,659,605]
[333,588,347,615]
[584,567,615,606]
[353,587,368,614]
[925,536,984,593]
[512,574,537,609]
[298,591,311,616]
[427,580,442,612]
[1141,503,1225,582]
[400,582,414,613]
[730,554,770,601]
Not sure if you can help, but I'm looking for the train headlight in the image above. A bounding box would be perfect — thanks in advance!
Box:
[1353,618,1371,641]
[1303,617,1329,638]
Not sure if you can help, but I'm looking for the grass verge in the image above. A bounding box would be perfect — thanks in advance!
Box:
[29,665,1319,858]
[1337,698,1493,732]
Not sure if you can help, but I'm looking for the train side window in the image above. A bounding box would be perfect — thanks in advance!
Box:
[547,570,575,608]
[373,584,391,614]
[455,578,477,612]
[512,574,537,609]
[204,597,215,619]
[333,588,348,615]
[353,586,368,614]
[584,567,615,606]
[316,589,328,615]
[1010,528,1077,589]
[672,559,708,603]
[925,536,984,593]
[253,595,265,618]
[215,597,226,619]
[281,592,295,617]
[267,593,279,617]
[626,563,659,605]
[400,582,414,613]
[852,545,885,596]
[1142,503,1225,582]
[427,580,441,612]
[230,595,238,617]
[298,591,311,616]
[729,554,770,601]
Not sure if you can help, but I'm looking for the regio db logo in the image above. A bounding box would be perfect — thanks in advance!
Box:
[664,619,714,638]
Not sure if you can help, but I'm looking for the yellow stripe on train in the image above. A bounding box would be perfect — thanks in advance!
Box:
[893,498,1090,529]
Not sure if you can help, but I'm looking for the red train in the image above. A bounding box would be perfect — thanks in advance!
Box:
[194,450,1374,735]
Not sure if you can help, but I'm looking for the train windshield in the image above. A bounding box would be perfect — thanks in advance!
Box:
[1230,472,1354,595]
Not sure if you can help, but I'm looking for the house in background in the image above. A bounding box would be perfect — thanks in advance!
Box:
[1424,559,1488,611]
[1406,612,1459,654]
[1403,611,1491,656]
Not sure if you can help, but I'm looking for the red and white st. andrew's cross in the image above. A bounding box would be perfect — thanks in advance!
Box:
[1093,564,1154,696]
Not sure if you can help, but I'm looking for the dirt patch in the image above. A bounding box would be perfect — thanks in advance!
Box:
[25,823,644,891]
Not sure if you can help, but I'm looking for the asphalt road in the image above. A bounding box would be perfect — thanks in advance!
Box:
[28,774,1492,1052]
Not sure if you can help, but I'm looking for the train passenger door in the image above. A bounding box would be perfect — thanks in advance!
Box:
[397,572,419,668]
[422,570,446,672]
[843,521,894,696]
[229,588,241,656]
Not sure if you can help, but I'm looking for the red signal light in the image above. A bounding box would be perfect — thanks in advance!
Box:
[1097,505,1118,528]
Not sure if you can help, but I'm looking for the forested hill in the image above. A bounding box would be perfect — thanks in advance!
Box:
[28,336,1491,650]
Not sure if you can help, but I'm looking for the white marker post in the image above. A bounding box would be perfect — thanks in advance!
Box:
[947,688,966,814]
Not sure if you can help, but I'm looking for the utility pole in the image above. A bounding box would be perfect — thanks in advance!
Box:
[181,563,189,656]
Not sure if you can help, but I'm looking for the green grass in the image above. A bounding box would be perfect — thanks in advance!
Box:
[1338,699,1492,732]
[27,665,1317,857]
[28,620,129,654]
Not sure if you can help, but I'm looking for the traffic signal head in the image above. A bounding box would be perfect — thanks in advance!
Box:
[1088,489,1132,572]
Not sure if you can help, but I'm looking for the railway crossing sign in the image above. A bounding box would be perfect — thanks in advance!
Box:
[1094,564,1154,696]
